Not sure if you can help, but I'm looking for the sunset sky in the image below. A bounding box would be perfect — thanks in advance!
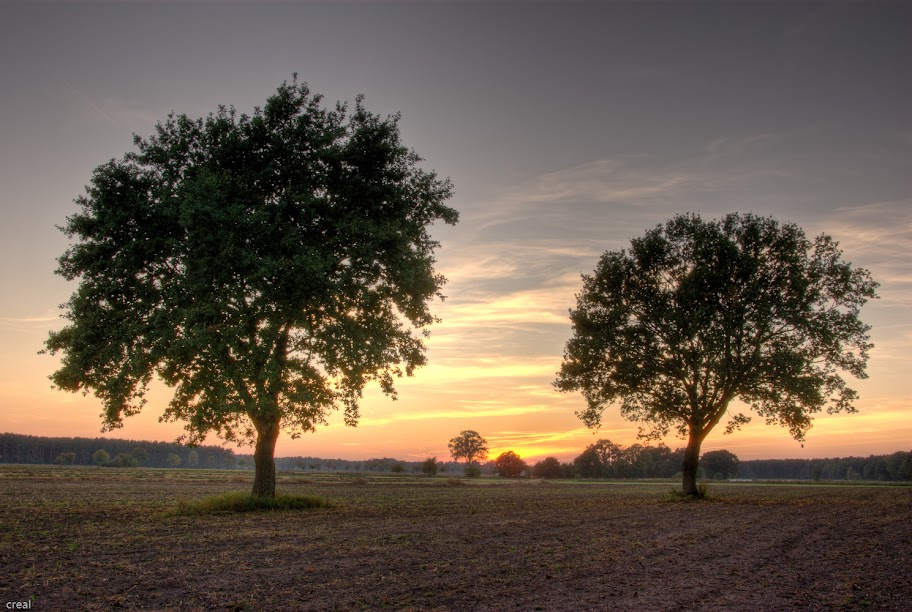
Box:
[1,1,909,464]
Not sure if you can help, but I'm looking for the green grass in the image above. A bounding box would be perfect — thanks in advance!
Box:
[171,491,334,515]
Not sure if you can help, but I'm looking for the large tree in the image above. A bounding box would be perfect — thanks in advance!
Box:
[555,213,877,495]
[44,78,458,498]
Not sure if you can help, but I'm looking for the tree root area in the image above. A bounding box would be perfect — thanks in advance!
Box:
[1,470,910,610]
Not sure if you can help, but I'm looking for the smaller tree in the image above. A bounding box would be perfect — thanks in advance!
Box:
[532,456,563,479]
[166,453,182,468]
[108,453,138,468]
[56,452,76,465]
[130,447,147,466]
[92,449,109,467]
[556,213,878,495]
[421,457,439,476]
[187,449,199,468]
[448,430,488,476]
[574,446,604,479]
[700,450,739,480]
[494,451,526,478]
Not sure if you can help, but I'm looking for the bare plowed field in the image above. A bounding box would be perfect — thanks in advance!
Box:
[1,466,910,610]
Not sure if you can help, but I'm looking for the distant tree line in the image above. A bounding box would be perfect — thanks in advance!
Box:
[0,433,235,469]
[232,446,912,482]
[238,455,468,475]
[6,431,908,481]
[740,451,912,482]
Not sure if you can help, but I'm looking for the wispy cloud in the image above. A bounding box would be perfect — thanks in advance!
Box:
[823,200,912,293]
[347,403,553,429]
[61,77,159,128]
[1,313,60,333]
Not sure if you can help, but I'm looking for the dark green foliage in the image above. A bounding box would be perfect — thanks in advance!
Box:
[701,449,739,479]
[741,451,912,481]
[56,452,76,465]
[531,456,563,479]
[43,78,457,498]
[494,450,526,478]
[0,432,234,468]
[103,452,139,468]
[556,213,878,495]
[130,447,147,465]
[573,440,684,479]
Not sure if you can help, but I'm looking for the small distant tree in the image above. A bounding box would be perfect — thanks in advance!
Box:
[56,452,76,465]
[556,213,878,495]
[107,452,138,468]
[700,450,739,480]
[93,449,109,467]
[187,449,199,468]
[494,451,526,478]
[167,453,182,468]
[421,456,439,476]
[448,430,488,476]
[532,456,563,479]
[391,463,405,474]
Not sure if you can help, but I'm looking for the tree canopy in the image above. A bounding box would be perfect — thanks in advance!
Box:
[555,212,878,495]
[447,430,488,465]
[700,449,740,480]
[494,450,526,478]
[44,77,458,497]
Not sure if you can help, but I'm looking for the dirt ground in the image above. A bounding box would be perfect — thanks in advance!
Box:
[1,466,910,610]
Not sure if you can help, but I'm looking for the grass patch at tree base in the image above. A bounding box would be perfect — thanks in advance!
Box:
[171,491,333,515]
[664,481,714,502]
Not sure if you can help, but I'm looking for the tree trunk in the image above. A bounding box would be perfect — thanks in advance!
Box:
[681,430,703,496]
[252,418,280,499]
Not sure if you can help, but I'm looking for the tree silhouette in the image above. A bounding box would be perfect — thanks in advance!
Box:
[494,450,526,478]
[44,77,457,498]
[448,430,488,473]
[557,213,877,495]
[701,449,739,479]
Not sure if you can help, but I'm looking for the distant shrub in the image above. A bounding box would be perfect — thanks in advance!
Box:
[104,453,138,468]
[421,457,439,476]
[464,464,481,478]
[92,449,109,467]
[56,452,76,465]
